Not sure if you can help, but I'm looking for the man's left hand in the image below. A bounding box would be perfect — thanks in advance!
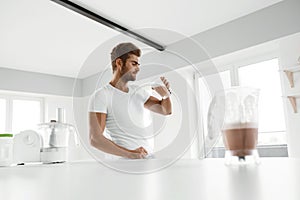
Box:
[152,76,171,98]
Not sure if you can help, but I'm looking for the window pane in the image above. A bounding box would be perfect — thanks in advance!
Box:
[0,99,6,133]
[238,59,286,145]
[199,71,231,147]
[12,99,41,133]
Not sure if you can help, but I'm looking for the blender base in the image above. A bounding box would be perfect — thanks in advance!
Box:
[40,147,67,164]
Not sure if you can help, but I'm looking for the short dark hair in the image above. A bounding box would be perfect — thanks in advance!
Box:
[110,42,141,72]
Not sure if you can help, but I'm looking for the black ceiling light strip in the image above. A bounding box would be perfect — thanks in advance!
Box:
[50,0,165,51]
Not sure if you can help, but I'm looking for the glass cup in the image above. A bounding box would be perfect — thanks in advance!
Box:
[208,87,260,165]
[150,77,170,99]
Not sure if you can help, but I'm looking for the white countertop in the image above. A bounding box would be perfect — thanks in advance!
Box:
[0,158,299,200]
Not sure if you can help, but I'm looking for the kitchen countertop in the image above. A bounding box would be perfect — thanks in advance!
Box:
[0,158,299,200]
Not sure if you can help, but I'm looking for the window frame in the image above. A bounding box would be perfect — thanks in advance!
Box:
[0,92,44,133]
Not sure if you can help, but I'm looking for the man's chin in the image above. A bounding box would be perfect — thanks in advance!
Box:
[126,77,136,82]
[131,75,137,81]
[122,74,136,81]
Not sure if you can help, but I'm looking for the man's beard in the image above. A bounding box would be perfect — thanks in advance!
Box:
[120,66,136,81]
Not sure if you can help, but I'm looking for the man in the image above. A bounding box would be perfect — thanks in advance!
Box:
[89,42,172,159]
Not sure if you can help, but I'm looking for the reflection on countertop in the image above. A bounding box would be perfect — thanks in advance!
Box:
[1,158,300,200]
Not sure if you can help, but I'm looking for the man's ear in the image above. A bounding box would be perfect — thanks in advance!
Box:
[115,58,123,71]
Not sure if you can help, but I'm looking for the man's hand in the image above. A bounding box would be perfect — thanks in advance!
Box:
[152,77,171,98]
[160,76,170,89]
[125,147,148,159]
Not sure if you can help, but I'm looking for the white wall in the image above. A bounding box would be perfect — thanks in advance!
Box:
[44,96,75,124]
[71,96,95,161]
[0,68,82,97]
[278,32,300,158]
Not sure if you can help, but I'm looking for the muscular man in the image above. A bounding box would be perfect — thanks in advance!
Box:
[89,42,172,159]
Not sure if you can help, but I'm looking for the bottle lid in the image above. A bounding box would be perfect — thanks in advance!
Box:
[0,133,13,138]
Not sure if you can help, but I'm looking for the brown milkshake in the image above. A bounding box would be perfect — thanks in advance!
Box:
[222,123,258,158]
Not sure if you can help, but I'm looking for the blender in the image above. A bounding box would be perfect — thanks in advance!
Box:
[207,87,260,165]
[37,108,78,163]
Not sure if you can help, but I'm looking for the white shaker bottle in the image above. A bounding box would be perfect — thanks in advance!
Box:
[0,133,14,167]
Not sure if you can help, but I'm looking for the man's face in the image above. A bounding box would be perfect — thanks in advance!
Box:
[120,54,140,81]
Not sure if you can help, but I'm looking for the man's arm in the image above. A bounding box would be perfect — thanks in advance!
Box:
[144,76,172,115]
[89,112,148,159]
[144,96,172,115]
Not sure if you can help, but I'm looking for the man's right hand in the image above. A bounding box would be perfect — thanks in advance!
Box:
[126,147,148,159]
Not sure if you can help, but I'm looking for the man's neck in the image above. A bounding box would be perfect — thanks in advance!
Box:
[110,78,129,93]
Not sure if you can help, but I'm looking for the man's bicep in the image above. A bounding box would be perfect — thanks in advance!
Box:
[89,112,107,134]
[144,96,163,113]
[144,96,160,106]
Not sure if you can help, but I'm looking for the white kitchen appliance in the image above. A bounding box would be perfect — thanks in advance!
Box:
[0,133,14,166]
[13,108,78,164]
[38,121,77,163]
[38,108,78,163]
[13,130,41,164]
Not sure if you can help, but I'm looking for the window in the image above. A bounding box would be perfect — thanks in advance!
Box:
[0,98,6,133]
[0,94,43,134]
[238,59,286,145]
[12,99,42,133]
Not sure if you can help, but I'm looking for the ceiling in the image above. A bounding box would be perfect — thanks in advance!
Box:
[0,0,282,78]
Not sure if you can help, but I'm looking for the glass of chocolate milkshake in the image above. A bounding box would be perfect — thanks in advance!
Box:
[210,87,260,165]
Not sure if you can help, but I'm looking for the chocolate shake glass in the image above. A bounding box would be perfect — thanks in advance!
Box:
[209,87,260,165]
